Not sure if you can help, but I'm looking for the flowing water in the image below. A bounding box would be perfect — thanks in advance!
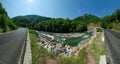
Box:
[37,30,93,46]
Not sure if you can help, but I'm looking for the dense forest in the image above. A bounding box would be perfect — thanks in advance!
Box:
[0,3,17,32]
[35,14,101,33]
[12,15,51,28]
[12,14,101,33]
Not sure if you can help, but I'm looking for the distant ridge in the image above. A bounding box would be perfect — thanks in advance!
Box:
[12,15,51,28]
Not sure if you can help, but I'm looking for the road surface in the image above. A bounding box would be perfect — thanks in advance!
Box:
[0,28,27,64]
[104,29,120,64]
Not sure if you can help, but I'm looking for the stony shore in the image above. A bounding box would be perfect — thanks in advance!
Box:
[37,32,95,57]
[41,31,84,38]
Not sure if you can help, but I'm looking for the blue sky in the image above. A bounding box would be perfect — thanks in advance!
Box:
[0,0,120,19]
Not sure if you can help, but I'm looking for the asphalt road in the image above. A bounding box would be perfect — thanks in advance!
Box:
[104,29,120,64]
[0,28,27,64]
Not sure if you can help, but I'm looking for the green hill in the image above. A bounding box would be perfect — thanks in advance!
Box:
[12,15,51,28]
[73,14,101,24]
[12,14,101,33]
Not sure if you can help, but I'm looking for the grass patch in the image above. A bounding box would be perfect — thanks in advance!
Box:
[96,27,103,32]
[86,32,106,64]
[0,28,3,33]
[30,30,55,64]
[58,47,88,64]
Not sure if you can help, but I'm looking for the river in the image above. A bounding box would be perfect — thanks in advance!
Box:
[37,30,93,46]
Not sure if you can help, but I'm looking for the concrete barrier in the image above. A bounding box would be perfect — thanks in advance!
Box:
[23,29,32,64]
[100,55,106,64]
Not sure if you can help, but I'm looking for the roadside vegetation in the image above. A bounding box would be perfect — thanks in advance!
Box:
[86,32,106,64]
[58,47,87,64]
[102,9,120,31]
[29,30,55,64]
[0,3,17,33]
[96,27,103,32]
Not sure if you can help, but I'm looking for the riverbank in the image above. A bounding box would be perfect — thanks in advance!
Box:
[37,31,94,57]
[41,31,84,38]
[30,29,105,64]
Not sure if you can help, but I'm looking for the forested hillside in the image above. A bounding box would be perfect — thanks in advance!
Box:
[0,3,17,32]
[102,9,120,30]
[73,14,101,24]
[38,14,101,33]
[12,14,100,33]
[12,15,51,28]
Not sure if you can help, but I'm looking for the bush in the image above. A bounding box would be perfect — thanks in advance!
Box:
[96,28,102,32]
[29,29,38,35]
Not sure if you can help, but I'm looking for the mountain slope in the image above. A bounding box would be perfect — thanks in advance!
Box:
[12,15,51,28]
[12,14,101,33]
[73,14,101,24]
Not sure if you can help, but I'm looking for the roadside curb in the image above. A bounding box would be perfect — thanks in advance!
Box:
[100,55,106,64]
[23,29,32,64]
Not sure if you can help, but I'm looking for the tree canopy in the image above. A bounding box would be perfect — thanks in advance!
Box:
[0,3,17,32]
[12,14,101,33]
[12,14,103,33]
[101,9,120,30]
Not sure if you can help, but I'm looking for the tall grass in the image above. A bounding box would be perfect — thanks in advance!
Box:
[58,47,88,64]
[30,30,55,64]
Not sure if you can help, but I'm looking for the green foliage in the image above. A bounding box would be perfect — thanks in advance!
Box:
[0,3,17,33]
[36,18,87,33]
[101,8,120,30]
[112,22,120,31]
[76,22,87,32]
[89,33,106,64]
[12,14,102,33]
[116,9,120,21]
[30,33,40,64]
[96,27,102,32]
[0,28,3,32]
[73,14,101,24]
[12,15,51,28]
[29,29,37,34]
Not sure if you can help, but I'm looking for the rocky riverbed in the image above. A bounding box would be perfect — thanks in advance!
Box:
[38,36,72,56]
[41,31,84,38]
[37,31,94,57]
